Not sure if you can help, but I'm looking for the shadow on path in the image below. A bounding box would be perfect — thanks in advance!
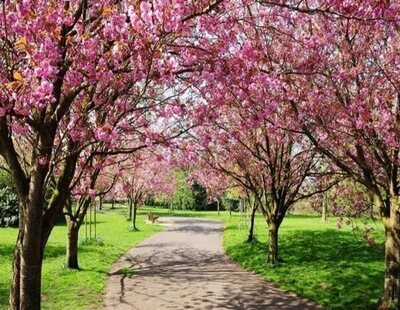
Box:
[105,217,319,310]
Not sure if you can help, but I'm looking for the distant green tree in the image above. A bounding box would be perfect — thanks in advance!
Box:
[191,181,208,210]
[144,193,155,206]
[172,186,196,210]
[171,170,196,210]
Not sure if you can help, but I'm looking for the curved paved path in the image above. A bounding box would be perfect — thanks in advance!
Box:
[104,217,318,310]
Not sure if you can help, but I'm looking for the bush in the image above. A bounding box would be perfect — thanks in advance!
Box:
[0,170,13,189]
[0,187,19,227]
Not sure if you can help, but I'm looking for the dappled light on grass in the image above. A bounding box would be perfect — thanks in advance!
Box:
[0,209,162,310]
[224,216,384,310]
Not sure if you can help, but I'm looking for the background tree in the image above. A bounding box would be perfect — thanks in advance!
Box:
[119,150,177,229]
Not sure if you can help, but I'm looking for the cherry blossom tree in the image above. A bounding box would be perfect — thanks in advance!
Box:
[0,0,225,308]
[63,151,119,269]
[181,1,399,305]
[190,167,232,215]
[95,169,118,211]
[119,150,176,230]
[252,3,400,306]
[2,0,399,308]
[187,103,336,263]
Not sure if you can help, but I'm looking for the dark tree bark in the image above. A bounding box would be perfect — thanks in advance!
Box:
[9,231,22,309]
[132,203,138,230]
[6,131,79,308]
[19,198,44,310]
[379,196,400,309]
[9,201,44,310]
[98,196,103,210]
[66,221,80,269]
[64,195,91,270]
[247,203,257,243]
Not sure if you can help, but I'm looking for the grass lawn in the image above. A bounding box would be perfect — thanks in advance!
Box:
[223,214,385,310]
[0,206,162,310]
[138,206,225,219]
[144,206,385,309]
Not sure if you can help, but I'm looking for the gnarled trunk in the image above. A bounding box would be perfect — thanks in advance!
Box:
[379,196,400,309]
[267,223,279,265]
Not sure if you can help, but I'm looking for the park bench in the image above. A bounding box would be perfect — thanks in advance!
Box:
[147,212,159,223]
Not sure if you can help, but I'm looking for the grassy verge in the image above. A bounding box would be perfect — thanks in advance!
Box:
[0,207,162,310]
[138,206,227,219]
[224,214,385,310]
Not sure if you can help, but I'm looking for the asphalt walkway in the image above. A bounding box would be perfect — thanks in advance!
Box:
[104,217,318,310]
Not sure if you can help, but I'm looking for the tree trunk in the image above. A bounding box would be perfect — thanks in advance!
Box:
[267,223,279,265]
[9,200,25,310]
[379,197,400,309]
[128,198,132,220]
[16,200,44,310]
[99,196,103,210]
[89,203,92,239]
[9,232,22,309]
[9,215,44,310]
[217,199,220,215]
[247,204,257,243]
[20,252,43,310]
[132,203,138,230]
[94,203,97,238]
[64,197,90,270]
[321,192,328,223]
[66,222,80,269]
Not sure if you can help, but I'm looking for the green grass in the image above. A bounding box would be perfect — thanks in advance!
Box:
[138,205,226,219]
[0,206,162,310]
[224,214,385,310]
